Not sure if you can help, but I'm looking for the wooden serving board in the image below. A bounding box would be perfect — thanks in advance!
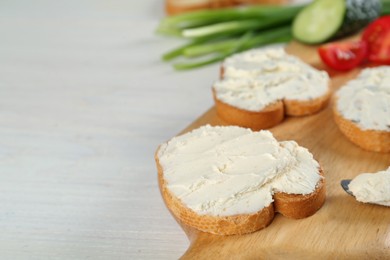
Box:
[166,41,390,259]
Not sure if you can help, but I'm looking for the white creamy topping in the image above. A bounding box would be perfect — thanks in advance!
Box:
[349,167,390,206]
[213,48,329,112]
[158,125,321,216]
[336,66,390,131]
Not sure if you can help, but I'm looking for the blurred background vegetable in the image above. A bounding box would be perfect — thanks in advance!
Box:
[157,0,390,70]
[318,15,390,71]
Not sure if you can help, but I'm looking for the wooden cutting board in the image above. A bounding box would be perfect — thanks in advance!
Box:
[163,41,390,259]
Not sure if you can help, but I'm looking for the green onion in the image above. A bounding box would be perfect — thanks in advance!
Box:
[173,26,291,70]
[157,3,301,70]
[162,33,240,61]
[157,5,304,31]
[183,39,241,58]
[173,31,255,70]
[158,0,390,70]
[181,15,292,38]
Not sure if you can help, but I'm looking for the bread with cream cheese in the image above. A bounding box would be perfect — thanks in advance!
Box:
[155,125,326,235]
[333,67,390,153]
[166,0,287,15]
[213,48,330,130]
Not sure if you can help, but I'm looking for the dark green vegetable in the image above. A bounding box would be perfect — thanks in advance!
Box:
[382,0,390,14]
[157,5,304,33]
[174,26,292,70]
[335,0,382,38]
[293,0,382,44]
[158,5,301,70]
[157,0,388,70]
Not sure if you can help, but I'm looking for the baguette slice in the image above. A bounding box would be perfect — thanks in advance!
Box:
[157,159,325,235]
[333,108,390,153]
[214,48,330,130]
[333,67,390,153]
[283,91,331,117]
[213,89,330,130]
[157,158,275,235]
[166,0,286,15]
[155,125,326,235]
[213,89,284,130]
[273,173,326,219]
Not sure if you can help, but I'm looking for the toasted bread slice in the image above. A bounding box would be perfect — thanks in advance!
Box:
[213,89,330,130]
[333,67,390,153]
[156,151,325,235]
[274,172,326,219]
[284,91,331,117]
[333,108,390,153]
[156,157,275,235]
[155,126,326,235]
[214,48,330,130]
[213,89,284,130]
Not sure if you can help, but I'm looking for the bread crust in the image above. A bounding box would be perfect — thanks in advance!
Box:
[213,89,284,130]
[156,148,326,235]
[216,63,330,129]
[274,171,326,219]
[333,107,390,153]
[166,0,286,15]
[212,88,330,130]
[284,90,330,117]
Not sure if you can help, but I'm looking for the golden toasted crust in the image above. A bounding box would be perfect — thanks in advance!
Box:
[284,91,331,117]
[217,64,330,129]
[166,0,286,15]
[156,153,274,235]
[156,147,326,235]
[333,107,390,153]
[213,89,284,130]
[213,87,330,130]
[274,171,326,219]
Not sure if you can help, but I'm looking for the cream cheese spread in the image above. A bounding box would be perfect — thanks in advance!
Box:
[157,125,322,216]
[336,66,390,132]
[349,167,390,207]
[214,47,329,112]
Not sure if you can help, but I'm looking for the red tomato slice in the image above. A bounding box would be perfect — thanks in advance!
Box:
[362,16,390,64]
[318,41,368,71]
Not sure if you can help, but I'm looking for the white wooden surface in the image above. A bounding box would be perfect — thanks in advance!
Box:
[0,0,218,258]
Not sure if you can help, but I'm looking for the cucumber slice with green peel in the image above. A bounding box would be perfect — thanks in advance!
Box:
[293,0,382,44]
[292,0,346,44]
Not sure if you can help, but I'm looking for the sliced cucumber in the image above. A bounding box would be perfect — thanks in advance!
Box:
[293,0,381,44]
[293,0,346,44]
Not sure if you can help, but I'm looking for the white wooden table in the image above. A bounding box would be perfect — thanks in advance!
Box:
[0,0,218,258]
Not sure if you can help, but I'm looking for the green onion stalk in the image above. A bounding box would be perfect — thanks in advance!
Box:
[157,0,390,70]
